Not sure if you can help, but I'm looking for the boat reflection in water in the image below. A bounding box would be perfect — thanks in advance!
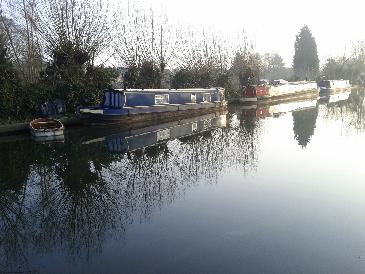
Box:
[240,98,318,119]
[318,90,351,105]
[239,98,320,148]
[83,111,228,153]
[1,90,365,274]
[31,133,65,143]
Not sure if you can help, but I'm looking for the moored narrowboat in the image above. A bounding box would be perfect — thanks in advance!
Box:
[318,79,351,94]
[238,81,319,103]
[241,86,258,102]
[79,88,227,124]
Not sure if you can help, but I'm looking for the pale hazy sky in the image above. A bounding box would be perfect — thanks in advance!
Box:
[130,0,365,67]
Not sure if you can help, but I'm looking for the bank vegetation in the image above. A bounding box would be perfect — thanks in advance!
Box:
[1,0,365,122]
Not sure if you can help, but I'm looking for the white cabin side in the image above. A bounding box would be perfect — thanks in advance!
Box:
[318,80,351,90]
[268,81,318,97]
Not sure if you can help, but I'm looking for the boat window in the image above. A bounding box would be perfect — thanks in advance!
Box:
[191,93,197,103]
[203,93,211,102]
[155,94,169,104]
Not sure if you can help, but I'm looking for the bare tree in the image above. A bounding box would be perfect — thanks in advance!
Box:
[172,27,232,80]
[229,31,262,92]
[0,0,42,83]
[114,3,180,88]
[34,0,115,66]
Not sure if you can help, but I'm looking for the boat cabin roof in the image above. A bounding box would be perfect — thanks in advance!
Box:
[320,79,348,82]
[112,88,223,94]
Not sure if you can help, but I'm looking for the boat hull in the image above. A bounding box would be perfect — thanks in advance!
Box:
[237,97,258,103]
[232,89,319,105]
[80,101,227,125]
[257,89,319,104]
[30,128,64,137]
[29,118,64,138]
[319,87,351,94]
[235,82,319,104]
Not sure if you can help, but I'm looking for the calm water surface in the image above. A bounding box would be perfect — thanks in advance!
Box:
[1,89,365,274]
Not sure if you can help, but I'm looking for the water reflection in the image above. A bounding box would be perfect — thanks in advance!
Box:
[238,98,319,147]
[321,88,365,132]
[0,111,261,272]
[0,89,364,273]
[292,105,319,148]
[83,112,228,153]
[318,90,351,105]
[236,89,364,148]
[239,98,318,120]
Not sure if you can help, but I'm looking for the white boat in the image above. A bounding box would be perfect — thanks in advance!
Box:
[269,81,318,96]
[29,118,64,138]
[318,79,351,92]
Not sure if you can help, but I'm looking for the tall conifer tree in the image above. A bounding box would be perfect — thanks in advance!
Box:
[293,25,319,80]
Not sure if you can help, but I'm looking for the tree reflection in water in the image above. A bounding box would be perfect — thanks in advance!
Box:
[291,88,365,148]
[3,91,363,271]
[0,139,37,271]
[292,105,319,148]
[0,111,261,272]
[322,88,365,132]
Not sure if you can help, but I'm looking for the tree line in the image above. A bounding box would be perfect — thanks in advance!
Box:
[0,0,119,121]
[321,41,365,84]
[1,0,364,122]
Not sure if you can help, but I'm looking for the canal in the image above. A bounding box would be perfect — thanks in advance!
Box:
[0,89,364,273]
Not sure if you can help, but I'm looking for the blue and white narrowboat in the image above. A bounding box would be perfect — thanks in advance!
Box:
[79,88,227,124]
[318,79,351,94]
